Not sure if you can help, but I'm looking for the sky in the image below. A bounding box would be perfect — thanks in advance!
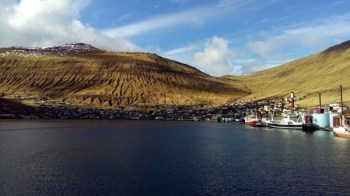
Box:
[1,0,350,76]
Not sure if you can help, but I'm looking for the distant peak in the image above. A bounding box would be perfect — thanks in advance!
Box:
[41,43,99,52]
[322,40,350,54]
[0,43,100,57]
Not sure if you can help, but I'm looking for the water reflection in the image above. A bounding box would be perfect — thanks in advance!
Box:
[0,120,350,195]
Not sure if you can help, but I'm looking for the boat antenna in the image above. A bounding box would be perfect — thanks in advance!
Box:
[291,92,295,114]
[340,85,343,126]
[341,85,343,114]
[319,93,322,110]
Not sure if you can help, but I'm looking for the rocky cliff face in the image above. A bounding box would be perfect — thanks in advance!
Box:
[0,44,249,107]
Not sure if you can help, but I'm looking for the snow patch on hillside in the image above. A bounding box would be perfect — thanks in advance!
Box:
[0,43,98,57]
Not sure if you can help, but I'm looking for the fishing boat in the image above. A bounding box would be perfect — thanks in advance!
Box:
[266,115,304,130]
[333,85,350,138]
[266,92,305,130]
[244,114,261,126]
[250,120,264,127]
[333,126,350,138]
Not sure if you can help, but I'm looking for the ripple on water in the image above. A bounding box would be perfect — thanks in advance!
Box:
[1,120,350,195]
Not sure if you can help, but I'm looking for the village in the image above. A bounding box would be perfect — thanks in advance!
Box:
[0,93,347,131]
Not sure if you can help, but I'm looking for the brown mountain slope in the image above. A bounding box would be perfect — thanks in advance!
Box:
[0,44,249,107]
[230,40,350,107]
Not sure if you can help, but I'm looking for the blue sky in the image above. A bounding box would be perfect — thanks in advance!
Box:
[1,0,350,76]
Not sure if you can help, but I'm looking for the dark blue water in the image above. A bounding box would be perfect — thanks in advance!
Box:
[1,120,350,195]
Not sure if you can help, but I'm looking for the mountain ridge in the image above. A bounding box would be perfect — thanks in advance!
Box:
[0,43,249,107]
[231,40,350,107]
[2,40,350,108]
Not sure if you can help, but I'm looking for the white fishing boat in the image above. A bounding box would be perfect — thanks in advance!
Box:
[333,85,350,139]
[266,115,304,130]
[266,92,304,130]
[333,126,350,138]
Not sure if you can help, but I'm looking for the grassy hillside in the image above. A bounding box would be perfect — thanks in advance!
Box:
[229,40,350,107]
[2,41,350,109]
[0,44,249,108]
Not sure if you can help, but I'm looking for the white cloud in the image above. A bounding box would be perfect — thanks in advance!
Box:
[216,0,252,10]
[162,45,197,57]
[102,7,209,38]
[192,36,237,77]
[161,37,270,76]
[160,13,350,76]
[170,0,190,4]
[247,41,281,60]
[248,14,350,60]
[0,0,138,51]
[102,0,251,38]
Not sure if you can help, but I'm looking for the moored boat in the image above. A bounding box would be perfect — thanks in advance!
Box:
[333,126,350,138]
[250,120,264,127]
[267,114,319,131]
[266,116,303,130]
[302,123,319,132]
[266,92,318,131]
[244,114,261,126]
[332,85,350,139]
[234,118,245,123]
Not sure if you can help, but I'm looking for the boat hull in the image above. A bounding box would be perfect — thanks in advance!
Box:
[249,121,264,127]
[245,121,259,125]
[302,123,319,132]
[267,122,303,130]
[333,127,350,139]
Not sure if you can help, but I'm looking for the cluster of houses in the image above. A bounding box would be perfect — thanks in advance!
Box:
[9,104,247,120]
[0,97,276,120]
[0,95,348,130]
[0,96,295,121]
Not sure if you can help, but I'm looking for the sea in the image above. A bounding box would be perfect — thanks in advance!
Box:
[1,120,350,195]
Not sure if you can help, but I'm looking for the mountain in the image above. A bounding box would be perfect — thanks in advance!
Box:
[229,40,350,107]
[0,43,249,108]
[2,41,350,109]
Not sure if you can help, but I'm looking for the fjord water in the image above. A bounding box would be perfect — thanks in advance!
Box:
[1,120,350,195]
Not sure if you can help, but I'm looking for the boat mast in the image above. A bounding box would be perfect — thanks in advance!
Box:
[291,92,295,114]
[340,85,343,116]
[319,93,322,110]
[340,85,343,126]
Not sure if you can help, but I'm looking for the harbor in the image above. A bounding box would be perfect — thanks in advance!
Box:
[1,91,349,130]
[242,87,350,140]
[1,87,350,139]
